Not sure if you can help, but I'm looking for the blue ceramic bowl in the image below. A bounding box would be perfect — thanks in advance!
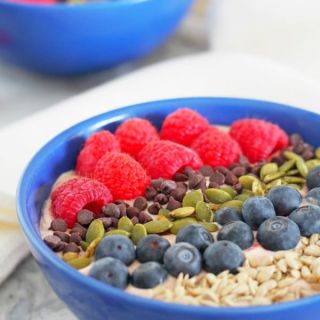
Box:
[0,0,193,75]
[17,98,320,320]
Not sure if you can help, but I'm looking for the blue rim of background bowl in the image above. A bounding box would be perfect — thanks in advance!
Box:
[17,97,320,317]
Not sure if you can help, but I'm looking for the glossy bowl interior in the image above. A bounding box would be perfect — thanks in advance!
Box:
[0,0,193,75]
[17,97,320,320]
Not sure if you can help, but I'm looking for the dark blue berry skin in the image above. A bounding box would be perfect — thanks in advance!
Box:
[89,257,129,289]
[306,187,320,206]
[136,235,170,263]
[307,166,320,190]
[217,221,254,250]
[176,224,214,252]
[242,196,276,230]
[131,262,168,289]
[289,205,320,237]
[163,242,202,277]
[267,186,302,216]
[257,216,300,251]
[95,235,135,265]
[215,207,242,225]
[203,241,244,275]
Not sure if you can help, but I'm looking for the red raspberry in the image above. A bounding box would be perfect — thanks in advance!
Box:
[229,119,284,163]
[191,127,241,168]
[76,130,120,177]
[160,108,209,146]
[51,177,112,228]
[115,118,159,158]
[94,152,150,200]
[272,124,289,151]
[137,140,203,179]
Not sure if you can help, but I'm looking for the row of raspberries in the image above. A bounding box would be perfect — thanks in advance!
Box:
[52,108,289,227]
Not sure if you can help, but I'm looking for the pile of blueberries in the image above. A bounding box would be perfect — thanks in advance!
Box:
[89,166,320,290]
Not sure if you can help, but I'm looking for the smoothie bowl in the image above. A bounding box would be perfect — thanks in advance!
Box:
[17,97,320,320]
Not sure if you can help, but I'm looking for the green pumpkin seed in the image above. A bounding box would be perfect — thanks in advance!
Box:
[144,219,172,234]
[104,229,130,237]
[158,208,171,219]
[170,218,197,235]
[296,158,309,178]
[118,216,134,233]
[279,159,296,173]
[235,193,251,202]
[220,200,243,210]
[284,151,302,161]
[306,159,320,171]
[263,171,285,183]
[182,189,203,208]
[286,184,302,191]
[67,257,92,270]
[252,179,265,195]
[195,201,213,222]
[265,179,282,190]
[85,237,102,258]
[286,169,299,176]
[200,222,219,233]
[170,206,195,218]
[220,185,237,198]
[316,147,320,160]
[260,163,278,180]
[63,252,78,262]
[80,241,89,251]
[283,176,306,184]
[205,188,232,204]
[86,219,105,244]
[238,175,259,190]
[131,224,147,245]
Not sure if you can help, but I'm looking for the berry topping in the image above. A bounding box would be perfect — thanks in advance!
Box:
[89,257,129,289]
[95,235,135,265]
[257,216,300,251]
[76,130,120,177]
[51,177,112,228]
[160,108,209,146]
[115,118,159,158]
[217,221,254,250]
[242,196,276,230]
[176,224,214,252]
[214,207,243,225]
[94,152,150,200]
[267,186,302,216]
[203,241,244,275]
[191,127,241,168]
[272,124,289,151]
[131,262,168,289]
[136,235,170,263]
[307,166,320,190]
[137,140,202,179]
[164,242,202,277]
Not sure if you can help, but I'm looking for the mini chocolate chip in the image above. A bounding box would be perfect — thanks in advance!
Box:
[54,241,67,252]
[233,183,243,193]
[131,216,139,225]
[225,171,238,185]
[99,217,113,229]
[176,181,188,191]
[151,179,164,190]
[188,172,203,189]
[154,193,168,205]
[167,196,182,210]
[228,163,238,170]
[250,161,265,176]
[71,226,86,240]
[290,133,304,146]
[63,243,80,254]
[232,166,247,177]
[271,155,286,166]
[113,200,126,206]
[50,219,67,232]
[102,203,120,218]
[200,165,214,177]
[209,181,220,188]
[111,217,119,227]
[173,172,188,181]
[44,235,61,249]
[160,180,177,194]
[77,209,94,226]
[126,206,140,218]
[210,171,225,185]
[138,211,153,224]
[184,166,195,176]
[69,233,82,245]
[148,202,161,215]
[133,197,148,211]
[215,166,230,176]
[145,186,157,201]
[238,155,250,168]
[198,178,207,191]
[117,204,127,217]
[53,231,70,243]
[293,143,305,155]
[171,187,186,202]
[302,149,314,160]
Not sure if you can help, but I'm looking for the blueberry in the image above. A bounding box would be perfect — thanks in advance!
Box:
[307,166,320,190]
[163,242,202,277]
[217,221,254,249]
[242,196,276,230]
[215,207,242,225]
[95,235,135,265]
[136,235,170,263]
[176,224,214,252]
[131,262,168,289]
[257,216,300,251]
[89,257,128,289]
[289,205,320,236]
[305,187,320,206]
[267,186,302,216]
[203,241,244,275]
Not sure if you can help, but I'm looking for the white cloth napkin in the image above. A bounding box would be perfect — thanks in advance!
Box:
[1,52,320,285]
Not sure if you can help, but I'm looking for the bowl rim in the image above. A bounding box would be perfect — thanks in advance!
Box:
[17,97,320,317]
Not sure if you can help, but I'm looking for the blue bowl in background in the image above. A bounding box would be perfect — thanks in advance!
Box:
[17,97,320,320]
[0,0,193,75]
